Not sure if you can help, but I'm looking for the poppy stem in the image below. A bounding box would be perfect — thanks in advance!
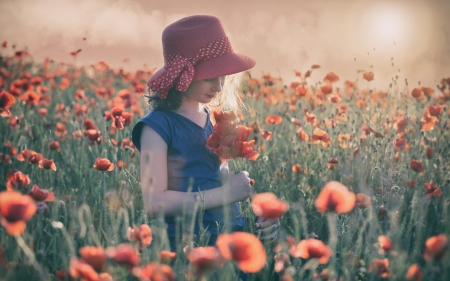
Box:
[15,235,47,279]
[326,213,339,272]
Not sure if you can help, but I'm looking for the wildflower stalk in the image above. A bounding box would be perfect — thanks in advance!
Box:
[112,207,130,241]
[327,213,339,274]
[52,221,76,257]
[78,203,102,246]
[15,235,46,279]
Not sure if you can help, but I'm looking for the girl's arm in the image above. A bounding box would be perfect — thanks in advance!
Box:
[140,124,251,218]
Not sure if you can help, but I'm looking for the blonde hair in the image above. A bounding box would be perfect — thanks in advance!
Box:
[145,71,249,114]
[205,71,248,113]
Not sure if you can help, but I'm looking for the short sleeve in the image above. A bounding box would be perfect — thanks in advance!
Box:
[131,111,172,152]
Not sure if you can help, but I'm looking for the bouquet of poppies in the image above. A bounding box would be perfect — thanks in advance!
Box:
[206,109,259,162]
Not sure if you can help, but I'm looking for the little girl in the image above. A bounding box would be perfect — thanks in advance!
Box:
[131,15,279,252]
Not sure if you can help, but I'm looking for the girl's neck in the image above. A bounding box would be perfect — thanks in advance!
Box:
[173,97,205,115]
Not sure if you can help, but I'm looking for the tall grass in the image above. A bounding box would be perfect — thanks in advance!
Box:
[0,56,449,280]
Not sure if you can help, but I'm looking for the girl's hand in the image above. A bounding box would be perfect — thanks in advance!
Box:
[255,216,280,244]
[227,171,252,202]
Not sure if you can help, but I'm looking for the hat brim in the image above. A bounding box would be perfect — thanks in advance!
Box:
[147,52,255,88]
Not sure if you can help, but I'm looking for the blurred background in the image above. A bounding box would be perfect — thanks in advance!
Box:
[1,0,449,89]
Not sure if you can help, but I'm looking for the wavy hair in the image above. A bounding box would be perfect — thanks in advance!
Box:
[144,72,249,113]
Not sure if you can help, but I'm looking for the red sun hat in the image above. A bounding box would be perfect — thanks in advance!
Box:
[147,15,256,99]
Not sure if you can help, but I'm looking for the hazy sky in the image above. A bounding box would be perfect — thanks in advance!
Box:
[1,0,449,90]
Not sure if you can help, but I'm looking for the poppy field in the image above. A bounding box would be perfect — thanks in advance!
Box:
[1,48,450,281]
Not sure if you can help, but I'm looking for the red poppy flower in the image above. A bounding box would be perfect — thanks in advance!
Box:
[378,205,387,217]
[320,85,333,94]
[160,250,176,264]
[49,141,61,152]
[305,112,317,125]
[0,153,12,164]
[296,127,309,142]
[93,158,114,172]
[206,132,221,150]
[79,246,107,272]
[0,90,16,117]
[83,119,97,130]
[423,181,442,198]
[407,180,416,188]
[354,193,371,209]
[260,129,272,141]
[122,112,132,126]
[16,149,38,163]
[38,158,57,171]
[252,192,289,219]
[132,262,175,281]
[117,160,127,169]
[423,234,447,261]
[113,116,125,130]
[393,116,407,132]
[291,238,332,264]
[265,115,283,125]
[230,140,259,160]
[68,258,99,281]
[328,94,342,103]
[315,181,355,214]
[328,158,338,164]
[211,109,236,125]
[427,105,443,117]
[186,246,225,276]
[216,232,266,273]
[214,121,235,136]
[393,137,410,152]
[363,72,374,81]
[55,122,67,137]
[409,160,424,173]
[368,258,390,278]
[127,224,153,249]
[274,253,290,273]
[378,235,392,254]
[411,88,424,99]
[406,263,422,281]
[292,164,302,173]
[86,129,101,144]
[323,72,339,84]
[0,191,37,236]
[27,185,55,202]
[421,110,438,131]
[19,90,40,107]
[75,89,86,100]
[6,170,31,191]
[337,133,351,148]
[422,147,433,161]
[233,125,253,142]
[106,243,140,268]
[312,128,331,148]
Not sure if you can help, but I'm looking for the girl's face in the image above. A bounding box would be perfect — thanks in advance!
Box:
[182,76,226,104]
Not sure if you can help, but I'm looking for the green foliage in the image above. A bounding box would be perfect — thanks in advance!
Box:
[0,57,449,280]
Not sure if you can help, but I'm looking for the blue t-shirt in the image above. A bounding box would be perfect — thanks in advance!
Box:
[131,108,245,239]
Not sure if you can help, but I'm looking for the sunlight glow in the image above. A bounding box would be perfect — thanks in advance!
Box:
[372,10,405,41]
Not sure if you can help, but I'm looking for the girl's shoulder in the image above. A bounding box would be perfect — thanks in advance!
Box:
[132,110,175,152]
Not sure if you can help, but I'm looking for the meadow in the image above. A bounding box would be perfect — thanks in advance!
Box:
[0,50,449,281]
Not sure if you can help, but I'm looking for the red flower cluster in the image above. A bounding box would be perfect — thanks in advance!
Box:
[206,110,259,161]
